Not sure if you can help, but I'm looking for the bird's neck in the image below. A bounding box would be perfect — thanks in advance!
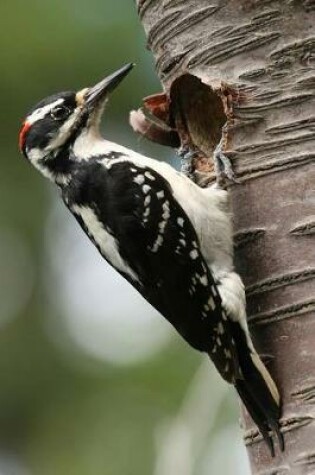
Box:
[37,145,76,186]
[37,131,131,187]
[72,128,130,160]
[37,130,107,186]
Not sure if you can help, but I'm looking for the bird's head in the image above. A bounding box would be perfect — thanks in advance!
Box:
[19,63,134,180]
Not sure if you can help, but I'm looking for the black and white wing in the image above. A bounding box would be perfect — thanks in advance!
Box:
[66,159,239,383]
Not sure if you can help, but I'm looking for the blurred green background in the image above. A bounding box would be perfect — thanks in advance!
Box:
[0,1,249,474]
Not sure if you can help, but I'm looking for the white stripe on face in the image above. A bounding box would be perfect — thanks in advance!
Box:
[46,112,79,150]
[27,98,64,125]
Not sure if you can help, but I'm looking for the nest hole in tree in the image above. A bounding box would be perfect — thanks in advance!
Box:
[129,73,234,186]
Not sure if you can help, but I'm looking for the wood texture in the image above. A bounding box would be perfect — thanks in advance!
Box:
[135,0,315,473]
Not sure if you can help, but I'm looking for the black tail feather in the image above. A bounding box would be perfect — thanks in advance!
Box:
[269,416,284,452]
[236,380,275,456]
[235,373,283,456]
[229,321,283,455]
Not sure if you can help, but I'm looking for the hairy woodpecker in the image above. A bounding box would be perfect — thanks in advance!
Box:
[19,63,283,454]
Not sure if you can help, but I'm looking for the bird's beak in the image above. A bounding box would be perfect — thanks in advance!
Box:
[82,63,134,111]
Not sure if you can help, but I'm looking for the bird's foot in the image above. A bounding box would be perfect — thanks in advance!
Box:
[177,146,198,177]
[177,146,199,160]
[213,138,239,186]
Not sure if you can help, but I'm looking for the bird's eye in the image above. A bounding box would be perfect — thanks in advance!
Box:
[50,106,71,121]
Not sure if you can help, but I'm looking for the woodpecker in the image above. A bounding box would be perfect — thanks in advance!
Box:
[19,63,283,454]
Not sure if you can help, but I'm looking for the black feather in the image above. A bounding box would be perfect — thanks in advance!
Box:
[235,380,275,456]
[229,320,283,454]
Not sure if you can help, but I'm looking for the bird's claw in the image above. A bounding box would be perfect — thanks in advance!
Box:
[177,146,198,177]
[177,146,199,161]
[213,139,239,185]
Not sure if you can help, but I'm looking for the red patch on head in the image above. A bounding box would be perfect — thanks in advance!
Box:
[19,121,31,152]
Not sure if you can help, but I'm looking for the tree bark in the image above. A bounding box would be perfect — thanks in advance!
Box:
[134,1,315,473]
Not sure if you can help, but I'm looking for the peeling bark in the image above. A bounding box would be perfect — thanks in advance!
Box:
[135,0,315,473]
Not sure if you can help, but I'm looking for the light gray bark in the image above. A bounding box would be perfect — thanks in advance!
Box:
[135,1,315,473]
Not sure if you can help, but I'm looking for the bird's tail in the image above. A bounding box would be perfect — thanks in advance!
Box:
[230,320,283,456]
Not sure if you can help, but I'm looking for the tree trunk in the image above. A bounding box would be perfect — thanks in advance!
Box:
[134,1,315,473]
